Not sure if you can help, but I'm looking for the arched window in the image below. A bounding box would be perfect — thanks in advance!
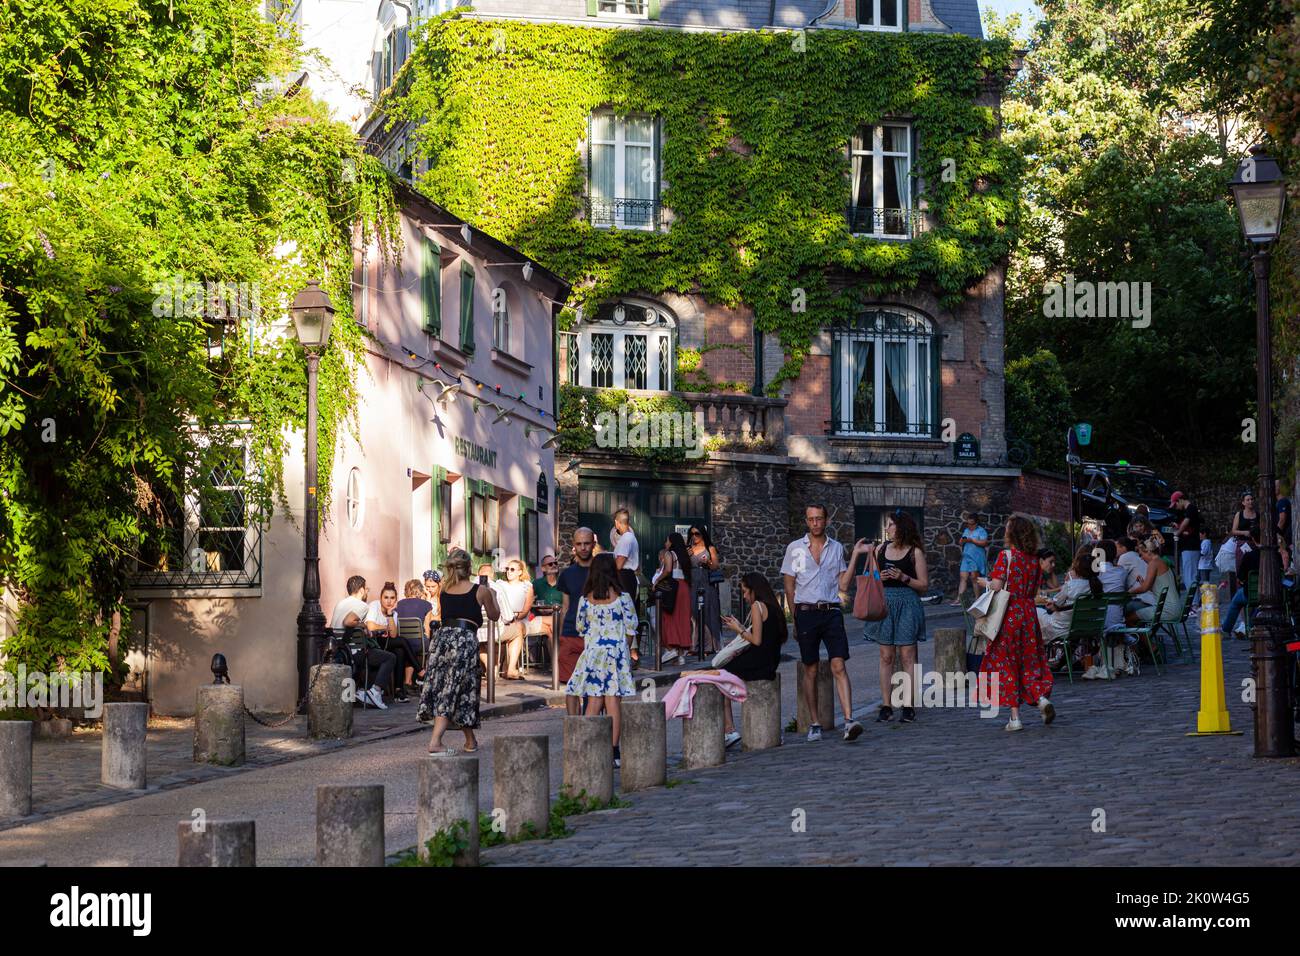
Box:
[831,309,938,437]
[563,299,676,391]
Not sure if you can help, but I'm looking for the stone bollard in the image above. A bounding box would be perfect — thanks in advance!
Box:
[493,736,549,840]
[682,683,725,769]
[0,721,33,821]
[742,675,782,751]
[308,664,354,740]
[418,755,479,866]
[177,819,256,867]
[101,702,148,790]
[934,627,966,678]
[194,684,245,766]
[316,785,385,867]
[563,715,613,805]
[621,701,666,792]
[795,660,835,732]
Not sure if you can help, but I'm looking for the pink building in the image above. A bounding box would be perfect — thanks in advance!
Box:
[129,181,569,716]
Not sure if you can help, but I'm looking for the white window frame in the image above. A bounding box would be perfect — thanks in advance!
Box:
[597,0,648,18]
[850,123,912,239]
[835,311,933,438]
[346,467,365,530]
[589,111,659,231]
[857,0,904,32]
[578,327,673,391]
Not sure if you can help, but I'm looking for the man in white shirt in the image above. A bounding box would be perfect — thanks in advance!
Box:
[1115,536,1146,590]
[781,505,863,744]
[611,508,643,664]
[327,575,395,709]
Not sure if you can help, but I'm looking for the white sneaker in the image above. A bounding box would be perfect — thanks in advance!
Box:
[806,724,822,742]
[660,650,679,666]
[367,686,388,710]
[1004,717,1023,732]
[1081,665,1099,681]
[1037,697,1056,725]
[724,731,742,749]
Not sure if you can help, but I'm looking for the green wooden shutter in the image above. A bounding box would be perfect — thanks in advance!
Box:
[431,465,447,568]
[459,262,475,353]
[586,0,598,14]
[830,334,841,434]
[422,238,440,334]
[647,0,660,19]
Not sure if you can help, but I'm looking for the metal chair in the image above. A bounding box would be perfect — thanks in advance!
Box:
[1051,596,1108,684]
[397,614,427,687]
[1109,589,1169,676]
[342,624,375,708]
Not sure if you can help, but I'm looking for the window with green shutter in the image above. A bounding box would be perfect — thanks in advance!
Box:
[421,237,440,334]
[459,261,475,354]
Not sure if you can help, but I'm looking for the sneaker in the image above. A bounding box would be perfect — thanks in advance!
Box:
[843,720,863,741]
[660,650,680,666]
[1037,697,1056,725]
[395,688,409,703]
[899,707,916,724]
[367,686,388,710]
[724,731,742,749]
[612,745,622,769]
[876,706,893,722]
[806,724,823,742]
[1004,717,1023,732]
[1081,665,1099,681]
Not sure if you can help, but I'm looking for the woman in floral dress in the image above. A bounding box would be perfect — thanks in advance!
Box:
[977,515,1057,732]
[566,553,638,767]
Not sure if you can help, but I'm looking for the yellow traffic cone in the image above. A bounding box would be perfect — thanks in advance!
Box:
[1187,582,1243,736]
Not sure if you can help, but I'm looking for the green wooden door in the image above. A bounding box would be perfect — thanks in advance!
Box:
[577,476,710,575]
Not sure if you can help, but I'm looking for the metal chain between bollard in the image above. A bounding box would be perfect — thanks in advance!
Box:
[239,657,330,729]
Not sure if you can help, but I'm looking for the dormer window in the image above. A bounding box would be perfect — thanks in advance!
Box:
[858,0,904,31]
[588,0,660,18]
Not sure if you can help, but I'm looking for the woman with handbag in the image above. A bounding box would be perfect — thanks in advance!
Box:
[976,515,1056,732]
[863,511,929,723]
[716,573,788,748]
[656,533,694,665]
[687,525,723,655]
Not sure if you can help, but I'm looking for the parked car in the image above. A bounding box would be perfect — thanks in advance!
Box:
[1073,462,1178,543]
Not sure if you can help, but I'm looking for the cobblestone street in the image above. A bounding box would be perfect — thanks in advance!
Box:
[484,626,1300,867]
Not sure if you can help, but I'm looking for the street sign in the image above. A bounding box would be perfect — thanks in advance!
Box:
[1075,423,1092,445]
[954,433,979,462]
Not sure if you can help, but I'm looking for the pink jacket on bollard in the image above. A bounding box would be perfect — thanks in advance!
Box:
[662,671,747,719]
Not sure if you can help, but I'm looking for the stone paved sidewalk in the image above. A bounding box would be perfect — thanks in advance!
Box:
[482,631,1300,866]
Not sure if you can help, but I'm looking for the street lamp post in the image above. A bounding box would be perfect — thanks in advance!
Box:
[290,280,335,713]
[1229,146,1294,758]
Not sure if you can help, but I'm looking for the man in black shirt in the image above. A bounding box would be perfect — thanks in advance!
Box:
[1171,491,1201,602]
[557,527,595,716]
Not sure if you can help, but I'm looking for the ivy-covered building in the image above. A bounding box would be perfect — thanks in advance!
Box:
[360,0,1022,599]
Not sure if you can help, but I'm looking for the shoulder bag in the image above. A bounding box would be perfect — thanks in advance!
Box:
[852,546,888,621]
[972,550,1013,642]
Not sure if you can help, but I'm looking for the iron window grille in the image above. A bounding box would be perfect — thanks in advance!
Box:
[830,310,940,438]
[132,428,263,590]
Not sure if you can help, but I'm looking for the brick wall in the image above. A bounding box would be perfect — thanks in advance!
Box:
[701,304,755,389]
[786,353,832,438]
[1011,469,1071,523]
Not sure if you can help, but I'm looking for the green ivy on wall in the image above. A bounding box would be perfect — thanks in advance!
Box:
[557,385,695,463]
[388,15,1020,394]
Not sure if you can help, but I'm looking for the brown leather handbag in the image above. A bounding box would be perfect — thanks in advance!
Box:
[852,546,888,621]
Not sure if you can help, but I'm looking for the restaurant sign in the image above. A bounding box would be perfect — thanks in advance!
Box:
[454,436,497,469]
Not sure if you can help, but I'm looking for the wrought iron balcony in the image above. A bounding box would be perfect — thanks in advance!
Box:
[584,195,668,232]
[829,416,938,438]
[845,206,931,239]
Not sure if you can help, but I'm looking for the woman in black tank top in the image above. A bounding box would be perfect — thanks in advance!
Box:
[717,573,788,747]
[419,549,500,754]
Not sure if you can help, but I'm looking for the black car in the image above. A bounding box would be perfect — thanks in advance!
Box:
[1073,463,1178,542]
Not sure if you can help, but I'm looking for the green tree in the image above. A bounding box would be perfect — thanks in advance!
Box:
[1005,349,1075,470]
[0,1,395,674]
[1003,0,1256,471]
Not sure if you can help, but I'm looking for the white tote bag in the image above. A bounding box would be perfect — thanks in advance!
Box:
[971,551,1013,642]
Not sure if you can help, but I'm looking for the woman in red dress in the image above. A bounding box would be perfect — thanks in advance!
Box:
[978,515,1056,731]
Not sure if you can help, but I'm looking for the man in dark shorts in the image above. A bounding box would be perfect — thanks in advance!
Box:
[558,527,595,715]
[781,504,863,743]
